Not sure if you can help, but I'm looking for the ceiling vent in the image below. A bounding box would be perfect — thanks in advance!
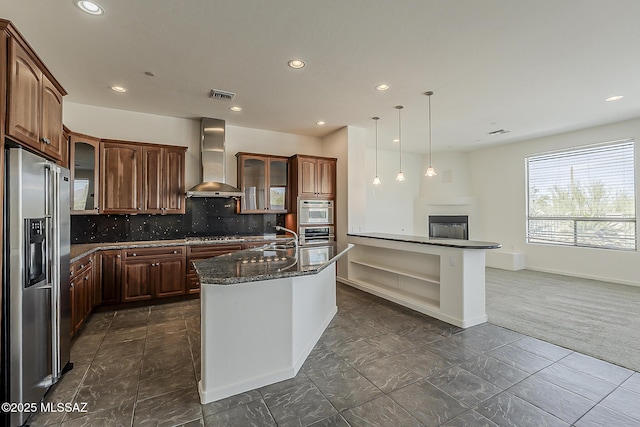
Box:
[488,129,510,136]
[209,89,236,101]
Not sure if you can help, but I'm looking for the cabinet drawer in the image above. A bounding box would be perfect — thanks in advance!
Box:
[123,246,185,259]
[71,255,93,278]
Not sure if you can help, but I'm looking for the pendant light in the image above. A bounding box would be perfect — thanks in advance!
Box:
[372,117,381,185]
[395,105,406,181]
[424,91,437,177]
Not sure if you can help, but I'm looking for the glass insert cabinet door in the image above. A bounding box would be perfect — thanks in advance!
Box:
[269,158,287,211]
[70,133,100,214]
[237,153,289,213]
[242,157,266,211]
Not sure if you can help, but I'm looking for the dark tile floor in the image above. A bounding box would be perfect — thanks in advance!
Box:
[29,283,640,427]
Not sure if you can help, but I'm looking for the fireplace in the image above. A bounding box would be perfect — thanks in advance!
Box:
[429,215,468,240]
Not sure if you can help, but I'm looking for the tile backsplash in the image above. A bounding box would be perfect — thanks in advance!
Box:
[71,198,285,244]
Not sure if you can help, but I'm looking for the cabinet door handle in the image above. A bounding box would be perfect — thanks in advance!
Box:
[84,276,89,281]
[70,283,74,288]
[132,253,137,256]
[117,254,121,258]
[137,207,142,210]
[173,250,178,254]
[40,137,51,145]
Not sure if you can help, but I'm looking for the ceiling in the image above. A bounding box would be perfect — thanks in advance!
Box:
[4,0,640,154]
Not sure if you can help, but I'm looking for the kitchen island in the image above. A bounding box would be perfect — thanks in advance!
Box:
[193,242,352,404]
[346,233,500,328]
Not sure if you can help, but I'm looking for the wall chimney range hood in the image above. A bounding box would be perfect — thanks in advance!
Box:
[186,117,244,198]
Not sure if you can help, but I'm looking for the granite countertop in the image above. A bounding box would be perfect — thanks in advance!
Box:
[193,242,353,285]
[70,235,292,263]
[347,232,501,249]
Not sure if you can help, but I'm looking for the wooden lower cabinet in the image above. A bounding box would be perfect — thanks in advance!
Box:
[70,254,94,337]
[122,261,154,302]
[156,258,187,298]
[71,243,248,331]
[122,246,186,302]
[186,244,242,293]
[97,249,121,306]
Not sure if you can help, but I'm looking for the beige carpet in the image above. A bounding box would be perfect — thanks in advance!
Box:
[486,267,640,372]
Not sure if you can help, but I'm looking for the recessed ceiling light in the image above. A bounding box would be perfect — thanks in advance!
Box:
[110,85,127,93]
[376,84,390,91]
[315,121,326,126]
[605,95,624,102]
[230,106,242,112]
[288,59,305,69]
[392,138,399,144]
[75,0,104,15]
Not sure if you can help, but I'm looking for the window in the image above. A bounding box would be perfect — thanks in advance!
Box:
[526,140,636,250]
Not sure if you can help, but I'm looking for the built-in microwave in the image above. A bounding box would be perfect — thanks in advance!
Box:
[299,226,334,245]
[299,200,334,225]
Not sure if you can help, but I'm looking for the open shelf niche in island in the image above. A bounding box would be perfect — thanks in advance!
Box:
[345,233,501,328]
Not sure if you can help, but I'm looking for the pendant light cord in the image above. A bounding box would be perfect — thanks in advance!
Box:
[372,117,381,185]
[428,93,432,164]
[396,106,403,170]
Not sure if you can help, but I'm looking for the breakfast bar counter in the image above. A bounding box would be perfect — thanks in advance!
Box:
[346,233,500,328]
[193,242,351,404]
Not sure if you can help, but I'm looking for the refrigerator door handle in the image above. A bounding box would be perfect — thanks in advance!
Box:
[45,163,62,382]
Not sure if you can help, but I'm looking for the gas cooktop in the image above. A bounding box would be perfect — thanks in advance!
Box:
[185,236,245,242]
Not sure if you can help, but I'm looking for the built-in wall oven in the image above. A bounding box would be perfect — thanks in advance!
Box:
[299,200,334,225]
[299,226,334,245]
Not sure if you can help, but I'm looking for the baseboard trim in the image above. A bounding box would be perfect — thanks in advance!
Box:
[522,266,640,288]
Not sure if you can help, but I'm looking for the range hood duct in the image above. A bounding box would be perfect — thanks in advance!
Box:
[186,117,244,198]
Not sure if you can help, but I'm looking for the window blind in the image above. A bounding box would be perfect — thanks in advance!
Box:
[526,140,636,250]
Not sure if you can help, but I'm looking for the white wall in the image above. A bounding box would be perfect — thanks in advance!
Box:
[414,151,479,238]
[63,102,323,189]
[225,125,323,190]
[468,117,640,286]
[322,126,353,278]
[364,146,422,235]
[64,102,202,187]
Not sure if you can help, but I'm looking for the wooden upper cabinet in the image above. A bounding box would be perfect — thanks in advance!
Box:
[236,152,288,213]
[7,38,41,150]
[162,147,186,214]
[70,132,100,214]
[100,141,143,214]
[60,126,71,170]
[100,140,185,215]
[317,158,336,197]
[6,32,66,162]
[290,155,337,200]
[40,75,64,161]
[143,146,163,213]
[299,157,317,197]
[143,145,186,214]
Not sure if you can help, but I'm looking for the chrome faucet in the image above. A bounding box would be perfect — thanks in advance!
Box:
[275,225,299,247]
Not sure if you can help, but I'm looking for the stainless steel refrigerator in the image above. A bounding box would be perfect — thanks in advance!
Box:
[2,146,71,426]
